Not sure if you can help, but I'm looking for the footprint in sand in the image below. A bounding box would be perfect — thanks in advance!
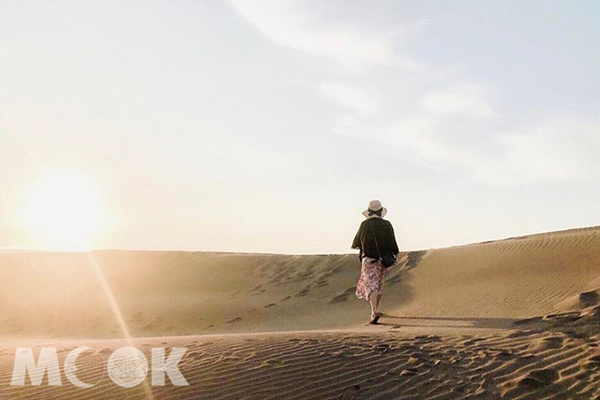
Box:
[580,290,599,306]
[565,330,588,339]
[518,368,559,389]
[339,384,362,399]
[531,336,563,351]
[329,287,355,303]
[462,338,485,346]
[414,335,441,343]
[315,279,329,287]
[506,330,536,338]
[399,367,419,376]
[374,343,391,352]
[544,311,581,323]
[295,287,310,297]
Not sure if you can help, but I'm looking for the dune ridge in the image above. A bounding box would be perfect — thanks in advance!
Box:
[2,226,600,337]
[2,226,600,398]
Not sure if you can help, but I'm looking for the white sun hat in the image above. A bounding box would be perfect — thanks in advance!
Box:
[362,199,387,218]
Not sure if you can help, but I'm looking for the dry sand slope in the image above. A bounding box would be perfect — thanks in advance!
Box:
[2,226,600,399]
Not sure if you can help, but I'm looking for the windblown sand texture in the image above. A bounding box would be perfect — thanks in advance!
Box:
[2,226,600,399]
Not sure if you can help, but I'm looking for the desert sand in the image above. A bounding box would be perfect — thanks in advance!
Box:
[2,226,600,399]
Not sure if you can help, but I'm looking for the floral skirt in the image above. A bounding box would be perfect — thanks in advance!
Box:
[355,257,386,301]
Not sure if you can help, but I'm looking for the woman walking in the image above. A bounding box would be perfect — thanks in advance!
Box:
[352,200,400,324]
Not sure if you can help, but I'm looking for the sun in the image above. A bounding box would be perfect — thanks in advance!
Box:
[22,172,106,250]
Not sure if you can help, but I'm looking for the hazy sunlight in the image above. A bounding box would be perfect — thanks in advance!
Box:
[21,172,106,250]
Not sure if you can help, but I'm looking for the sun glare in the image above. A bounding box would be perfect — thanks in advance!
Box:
[21,172,106,250]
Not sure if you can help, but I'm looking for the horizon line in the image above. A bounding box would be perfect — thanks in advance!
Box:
[2,224,599,256]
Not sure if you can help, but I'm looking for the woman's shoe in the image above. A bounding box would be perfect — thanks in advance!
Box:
[369,312,381,324]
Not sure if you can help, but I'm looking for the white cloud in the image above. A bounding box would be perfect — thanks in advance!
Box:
[227,0,423,72]
[378,113,489,171]
[228,0,599,189]
[363,111,600,188]
[421,82,496,118]
[318,82,379,116]
[316,81,383,137]
[476,117,600,186]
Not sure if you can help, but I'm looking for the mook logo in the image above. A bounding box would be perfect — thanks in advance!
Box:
[10,346,188,388]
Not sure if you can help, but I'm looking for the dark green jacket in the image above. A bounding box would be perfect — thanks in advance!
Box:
[351,217,399,260]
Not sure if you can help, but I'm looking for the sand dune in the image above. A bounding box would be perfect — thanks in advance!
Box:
[2,329,600,399]
[2,226,600,398]
[393,226,600,320]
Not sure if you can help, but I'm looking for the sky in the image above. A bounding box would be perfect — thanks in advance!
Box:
[1,0,599,254]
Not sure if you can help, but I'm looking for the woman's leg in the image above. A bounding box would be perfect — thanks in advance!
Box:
[368,292,377,316]
[369,290,382,316]
[374,265,385,314]
[375,291,383,313]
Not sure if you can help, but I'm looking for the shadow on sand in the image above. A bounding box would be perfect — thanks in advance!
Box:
[377,314,521,330]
